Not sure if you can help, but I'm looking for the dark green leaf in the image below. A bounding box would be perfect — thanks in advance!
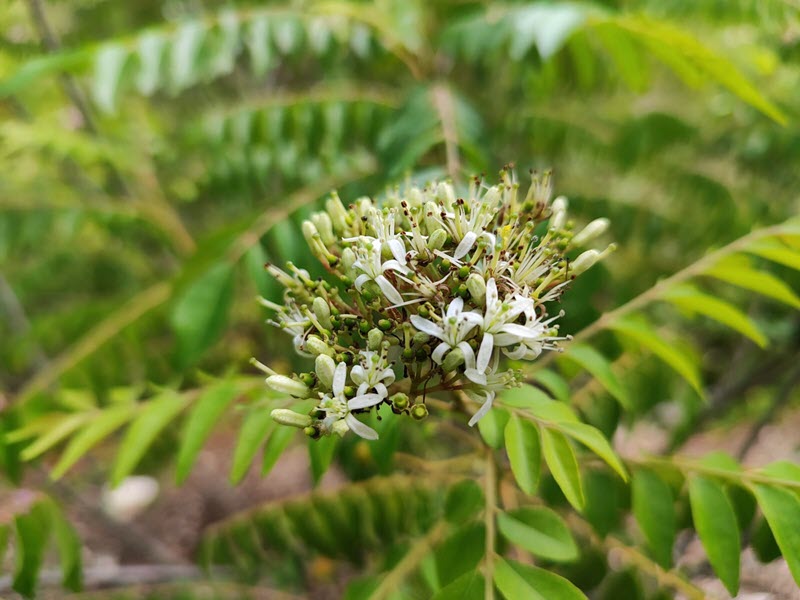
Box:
[494,557,587,600]
[540,427,584,511]
[632,469,675,568]
[504,415,541,495]
[444,479,483,524]
[752,484,800,586]
[497,507,578,562]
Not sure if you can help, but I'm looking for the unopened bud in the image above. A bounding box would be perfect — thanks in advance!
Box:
[341,247,356,272]
[427,229,447,251]
[442,347,465,371]
[312,212,335,245]
[266,375,312,398]
[271,408,312,428]
[326,193,349,230]
[436,182,456,207]
[550,196,568,230]
[413,331,430,345]
[305,335,334,357]
[571,250,599,275]
[571,218,610,247]
[368,328,383,351]
[411,404,429,420]
[467,274,487,304]
[315,354,336,388]
[313,297,332,330]
[302,220,320,244]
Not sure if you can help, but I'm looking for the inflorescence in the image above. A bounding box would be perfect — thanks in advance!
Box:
[254,168,614,441]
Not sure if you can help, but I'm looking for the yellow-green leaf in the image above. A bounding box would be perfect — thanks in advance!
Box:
[504,415,541,495]
[540,427,584,511]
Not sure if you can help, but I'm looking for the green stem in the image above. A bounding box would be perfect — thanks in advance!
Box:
[483,448,497,599]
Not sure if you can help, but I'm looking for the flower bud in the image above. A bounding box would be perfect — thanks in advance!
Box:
[368,328,383,351]
[571,218,609,247]
[437,182,456,207]
[550,196,568,230]
[305,335,334,357]
[312,212,336,245]
[571,250,599,275]
[315,354,336,388]
[302,220,319,244]
[266,375,312,398]
[427,228,447,251]
[326,193,349,231]
[411,404,429,420]
[467,273,486,304]
[312,297,332,330]
[341,247,356,272]
[442,347,465,371]
[412,331,430,345]
[423,201,440,232]
[271,408,312,428]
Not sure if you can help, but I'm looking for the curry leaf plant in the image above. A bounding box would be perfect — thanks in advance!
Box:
[255,169,613,440]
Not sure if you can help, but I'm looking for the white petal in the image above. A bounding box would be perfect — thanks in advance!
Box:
[486,278,498,309]
[376,275,405,305]
[354,274,369,290]
[387,239,407,264]
[446,297,464,318]
[493,333,521,347]
[432,342,450,364]
[357,382,370,396]
[410,315,445,340]
[350,365,366,385]
[374,383,388,398]
[468,391,495,427]
[454,231,477,259]
[501,323,541,340]
[502,344,528,360]
[345,413,379,440]
[380,368,396,385]
[465,368,487,386]
[348,393,383,410]
[458,340,476,369]
[333,362,347,396]
[477,333,494,373]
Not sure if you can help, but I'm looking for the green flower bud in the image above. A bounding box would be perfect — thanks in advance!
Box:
[550,196,568,230]
[368,328,383,350]
[401,347,414,361]
[266,375,312,398]
[411,403,429,420]
[305,335,334,357]
[378,319,392,332]
[343,385,356,398]
[456,283,469,299]
[326,193,349,231]
[341,247,356,272]
[427,228,448,250]
[415,347,429,361]
[315,354,336,388]
[571,244,615,275]
[413,331,430,345]
[304,425,320,438]
[299,372,316,387]
[438,259,451,274]
[571,218,610,247]
[417,306,430,318]
[312,212,335,245]
[301,220,319,244]
[391,393,409,410]
[271,408,312,429]
[457,265,471,279]
[442,347,465,371]
[358,320,371,335]
[313,297,332,330]
[467,273,486,304]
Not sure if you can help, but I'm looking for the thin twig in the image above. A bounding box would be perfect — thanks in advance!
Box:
[431,83,462,182]
[483,448,496,600]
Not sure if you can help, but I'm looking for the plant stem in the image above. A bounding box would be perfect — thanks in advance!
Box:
[483,448,497,600]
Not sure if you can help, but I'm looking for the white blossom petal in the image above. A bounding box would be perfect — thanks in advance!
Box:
[454,231,477,259]
[354,274,370,290]
[332,362,347,396]
[348,393,383,410]
[376,275,405,305]
[501,323,542,339]
[410,315,445,340]
[468,391,496,427]
[476,332,494,373]
[345,413,379,440]
[446,297,464,318]
[387,239,407,264]
[432,342,450,364]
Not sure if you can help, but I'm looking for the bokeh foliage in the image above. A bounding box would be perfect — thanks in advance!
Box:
[2,0,800,598]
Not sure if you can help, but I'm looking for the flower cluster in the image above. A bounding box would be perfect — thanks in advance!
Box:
[257,168,614,440]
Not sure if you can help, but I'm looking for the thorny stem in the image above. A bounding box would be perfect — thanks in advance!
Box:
[483,448,497,600]
[531,221,799,373]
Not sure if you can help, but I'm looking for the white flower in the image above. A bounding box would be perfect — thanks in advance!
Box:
[350,350,395,398]
[465,364,519,426]
[318,362,383,440]
[410,297,482,364]
[353,241,409,305]
[259,298,312,357]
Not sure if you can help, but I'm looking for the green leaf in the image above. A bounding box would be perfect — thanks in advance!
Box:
[584,469,622,537]
[556,421,627,481]
[540,427,584,511]
[508,5,587,60]
[497,507,578,562]
[501,385,578,422]
[663,285,767,347]
[20,413,91,461]
[632,469,675,568]
[561,344,630,409]
[444,479,484,524]
[436,523,485,587]
[112,391,189,486]
[92,44,129,114]
[13,504,49,598]
[477,407,509,449]
[431,570,484,600]
[609,317,703,395]
[175,380,238,483]
[51,404,137,479]
[504,415,541,495]
[531,369,571,403]
[752,484,800,586]
[230,409,274,484]
[45,501,82,592]
[705,255,800,309]
[262,426,296,476]
[170,262,235,368]
[136,31,168,95]
[494,557,587,600]
[309,435,338,484]
[688,476,740,595]
[746,240,800,271]
[170,21,207,92]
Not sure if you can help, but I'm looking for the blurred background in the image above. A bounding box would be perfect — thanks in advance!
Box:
[1,0,800,598]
